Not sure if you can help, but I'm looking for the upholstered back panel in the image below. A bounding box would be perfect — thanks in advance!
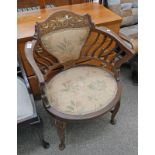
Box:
[107,0,138,27]
[41,27,90,63]
[35,11,92,63]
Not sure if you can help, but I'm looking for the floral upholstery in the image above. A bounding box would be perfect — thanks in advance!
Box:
[45,66,118,115]
[107,0,138,27]
[41,27,90,63]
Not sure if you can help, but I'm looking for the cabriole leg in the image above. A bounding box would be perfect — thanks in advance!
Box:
[110,101,121,125]
[55,119,66,150]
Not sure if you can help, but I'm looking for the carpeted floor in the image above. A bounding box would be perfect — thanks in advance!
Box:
[17,65,138,155]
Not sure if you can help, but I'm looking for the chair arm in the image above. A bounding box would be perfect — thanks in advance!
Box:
[95,26,135,68]
[25,40,45,86]
[96,27,135,54]
[119,33,134,49]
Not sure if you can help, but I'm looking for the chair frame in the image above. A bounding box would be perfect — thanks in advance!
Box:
[17,55,50,148]
[24,10,134,150]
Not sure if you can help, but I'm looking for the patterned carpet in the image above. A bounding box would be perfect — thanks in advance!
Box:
[17,65,138,155]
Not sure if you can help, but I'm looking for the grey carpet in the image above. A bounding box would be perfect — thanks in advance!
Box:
[17,65,138,155]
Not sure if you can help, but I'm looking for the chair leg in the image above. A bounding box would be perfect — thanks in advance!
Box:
[31,117,50,149]
[55,119,66,151]
[110,101,121,125]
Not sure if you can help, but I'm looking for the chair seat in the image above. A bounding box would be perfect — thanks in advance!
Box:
[45,66,118,115]
[120,24,138,53]
[17,78,34,123]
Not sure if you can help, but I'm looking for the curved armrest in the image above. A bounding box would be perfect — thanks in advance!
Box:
[95,26,135,68]
[119,33,134,49]
[25,40,45,85]
[96,26,135,55]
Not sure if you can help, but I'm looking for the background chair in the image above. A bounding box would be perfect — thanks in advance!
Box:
[102,0,138,83]
[17,56,50,148]
[24,10,135,150]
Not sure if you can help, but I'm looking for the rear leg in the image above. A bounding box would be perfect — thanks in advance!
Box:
[110,101,120,125]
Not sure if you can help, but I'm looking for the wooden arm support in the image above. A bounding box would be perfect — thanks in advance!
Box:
[25,40,45,86]
[119,32,138,54]
[119,33,134,49]
[90,26,134,68]
[25,40,52,108]
[96,27,135,56]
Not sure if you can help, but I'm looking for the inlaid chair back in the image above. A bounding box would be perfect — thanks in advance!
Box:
[35,11,92,63]
[27,10,134,83]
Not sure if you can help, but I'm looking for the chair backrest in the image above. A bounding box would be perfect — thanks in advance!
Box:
[106,0,138,27]
[35,11,94,63]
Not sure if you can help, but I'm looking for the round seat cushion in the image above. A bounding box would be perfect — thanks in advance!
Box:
[45,66,118,115]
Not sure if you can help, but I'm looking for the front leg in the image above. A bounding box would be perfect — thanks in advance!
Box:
[55,119,66,150]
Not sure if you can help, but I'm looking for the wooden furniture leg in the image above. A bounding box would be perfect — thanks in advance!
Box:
[55,119,66,150]
[110,101,120,125]
[31,117,50,148]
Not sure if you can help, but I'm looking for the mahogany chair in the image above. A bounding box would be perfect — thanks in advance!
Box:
[25,10,135,150]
